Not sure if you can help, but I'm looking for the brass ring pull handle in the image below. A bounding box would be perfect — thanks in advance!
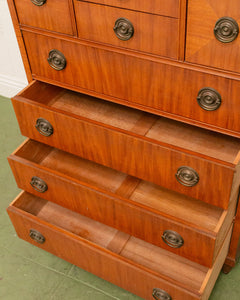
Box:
[47,49,66,71]
[35,118,53,137]
[175,166,199,187]
[197,87,222,111]
[31,0,46,6]
[162,230,184,249]
[214,17,239,43]
[152,288,172,300]
[29,229,45,244]
[30,176,48,193]
[114,18,134,41]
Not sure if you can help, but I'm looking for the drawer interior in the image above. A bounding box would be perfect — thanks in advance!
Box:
[12,192,209,291]
[13,139,224,233]
[16,81,240,164]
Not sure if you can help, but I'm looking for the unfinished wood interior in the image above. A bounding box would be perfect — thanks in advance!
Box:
[17,81,240,164]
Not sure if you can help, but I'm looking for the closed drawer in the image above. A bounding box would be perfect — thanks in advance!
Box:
[77,0,180,18]
[12,81,240,209]
[14,0,75,35]
[74,1,179,59]
[186,0,240,73]
[22,30,240,138]
[9,139,237,267]
[7,192,233,300]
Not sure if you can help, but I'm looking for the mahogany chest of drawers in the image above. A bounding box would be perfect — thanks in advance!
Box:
[6,0,240,299]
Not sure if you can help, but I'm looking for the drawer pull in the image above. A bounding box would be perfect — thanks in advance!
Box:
[114,18,134,41]
[29,229,45,244]
[152,288,172,300]
[214,17,239,43]
[35,118,53,137]
[176,166,199,187]
[162,230,184,249]
[31,0,46,6]
[197,87,222,111]
[30,176,48,193]
[47,49,66,71]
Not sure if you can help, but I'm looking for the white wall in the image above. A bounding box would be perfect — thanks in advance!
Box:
[0,0,28,98]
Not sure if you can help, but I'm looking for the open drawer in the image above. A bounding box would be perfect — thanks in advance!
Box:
[12,81,240,209]
[8,139,238,267]
[7,192,233,300]
[21,31,240,139]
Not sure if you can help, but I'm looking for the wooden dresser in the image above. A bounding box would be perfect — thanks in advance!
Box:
[6,0,240,299]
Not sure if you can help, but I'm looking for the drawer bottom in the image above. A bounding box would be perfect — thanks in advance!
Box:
[7,192,232,300]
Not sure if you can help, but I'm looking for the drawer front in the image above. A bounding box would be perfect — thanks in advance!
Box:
[7,192,233,300]
[14,0,75,35]
[77,0,180,18]
[22,30,240,137]
[8,219,196,300]
[186,0,240,73]
[8,147,222,267]
[12,96,235,209]
[74,1,179,59]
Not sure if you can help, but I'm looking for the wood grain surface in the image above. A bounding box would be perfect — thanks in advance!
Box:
[7,192,233,300]
[21,30,240,137]
[8,139,236,267]
[7,0,32,82]
[186,0,240,73]
[74,1,179,59]
[223,165,240,272]
[13,0,76,35]
[6,0,240,297]
[77,0,181,18]
[17,81,240,164]
[12,84,238,209]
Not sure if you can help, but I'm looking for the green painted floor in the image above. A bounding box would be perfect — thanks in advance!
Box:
[0,95,240,300]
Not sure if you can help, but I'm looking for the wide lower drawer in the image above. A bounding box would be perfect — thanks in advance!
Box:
[73,1,179,59]
[78,0,180,18]
[22,30,240,138]
[7,192,233,300]
[9,139,237,267]
[13,0,75,35]
[12,81,240,209]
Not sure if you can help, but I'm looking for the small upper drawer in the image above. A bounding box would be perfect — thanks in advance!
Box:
[14,0,75,35]
[12,81,240,209]
[73,1,179,59]
[77,0,180,18]
[186,0,240,73]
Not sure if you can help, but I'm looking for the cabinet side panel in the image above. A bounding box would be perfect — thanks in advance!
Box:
[7,0,32,82]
